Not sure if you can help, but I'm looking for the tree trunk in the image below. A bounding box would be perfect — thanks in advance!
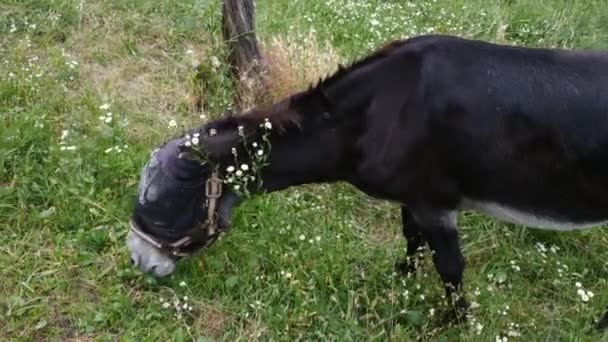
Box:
[222,0,268,110]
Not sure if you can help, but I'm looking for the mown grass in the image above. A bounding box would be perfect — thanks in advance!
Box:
[2,0,608,340]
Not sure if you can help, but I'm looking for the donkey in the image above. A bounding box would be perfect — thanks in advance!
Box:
[127,34,608,326]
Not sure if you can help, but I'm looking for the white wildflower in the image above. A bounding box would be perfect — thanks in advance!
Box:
[257,149,264,156]
[209,128,217,136]
[233,184,240,191]
[315,236,321,241]
[186,49,194,54]
[226,166,235,173]
[168,119,177,128]
[575,282,582,288]
[162,302,170,309]
[252,142,258,148]
[179,281,186,287]
[299,234,305,241]
[236,170,243,177]
[184,141,191,147]
[264,120,272,130]
[191,137,199,145]
[577,288,591,302]
[104,116,112,124]
[210,56,221,69]
[536,242,547,253]
[99,103,110,110]
[507,323,521,337]
[238,125,244,135]
[240,164,249,171]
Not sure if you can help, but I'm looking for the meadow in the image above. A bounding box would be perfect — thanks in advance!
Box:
[2,0,608,340]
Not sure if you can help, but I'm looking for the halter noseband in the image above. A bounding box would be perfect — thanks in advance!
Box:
[129,171,224,257]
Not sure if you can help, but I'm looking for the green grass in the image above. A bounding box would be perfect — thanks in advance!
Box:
[2,0,608,340]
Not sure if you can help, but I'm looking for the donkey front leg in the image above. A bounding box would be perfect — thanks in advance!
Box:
[396,206,427,276]
[410,207,469,322]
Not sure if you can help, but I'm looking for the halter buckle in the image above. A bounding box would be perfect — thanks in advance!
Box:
[205,171,223,199]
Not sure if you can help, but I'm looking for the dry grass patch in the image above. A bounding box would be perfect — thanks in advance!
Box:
[202,29,343,116]
[261,30,343,102]
[65,5,221,143]
[194,304,234,338]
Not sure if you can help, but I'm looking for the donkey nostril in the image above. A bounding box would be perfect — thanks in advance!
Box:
[131,256,140,267]
[150,265,158,273]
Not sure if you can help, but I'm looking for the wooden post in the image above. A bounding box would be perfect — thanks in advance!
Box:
[222,0,268,109]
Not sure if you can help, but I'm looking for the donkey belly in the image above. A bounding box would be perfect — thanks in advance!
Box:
[460,198,608,231]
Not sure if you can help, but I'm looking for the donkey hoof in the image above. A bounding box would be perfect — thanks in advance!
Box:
[394,260,417,277]
[440,297,470,326]
[594,312,608,331]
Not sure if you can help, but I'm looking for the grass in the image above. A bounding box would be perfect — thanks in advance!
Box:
[2,0,608,340]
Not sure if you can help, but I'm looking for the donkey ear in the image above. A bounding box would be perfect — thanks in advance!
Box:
[201,130,239,158]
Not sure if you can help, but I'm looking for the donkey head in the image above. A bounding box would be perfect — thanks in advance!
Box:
[126,135,241,277]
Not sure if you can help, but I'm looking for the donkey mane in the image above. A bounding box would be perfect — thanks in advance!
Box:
[318,39,408,89]
[207,39,409,133]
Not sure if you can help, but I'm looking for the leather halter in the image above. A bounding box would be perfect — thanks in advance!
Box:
[129,171,224,257]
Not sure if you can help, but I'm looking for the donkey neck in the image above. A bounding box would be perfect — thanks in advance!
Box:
[240,61,388,192]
